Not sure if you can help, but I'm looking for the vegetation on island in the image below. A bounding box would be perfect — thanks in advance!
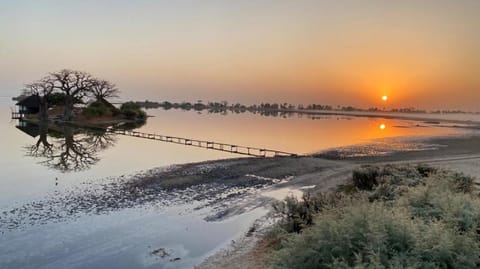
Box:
[261,164,480,269]
[18,69,146,125]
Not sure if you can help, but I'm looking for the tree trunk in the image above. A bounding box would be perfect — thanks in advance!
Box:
[39,97,49,122]
[64,95,73,121]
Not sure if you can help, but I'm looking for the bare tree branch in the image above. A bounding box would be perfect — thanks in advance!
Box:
[90,79,119,102]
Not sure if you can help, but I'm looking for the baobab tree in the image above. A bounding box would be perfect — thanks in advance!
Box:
[90,79,119,103]
[23,78,55,121]
[21,69,123,121]
[49,69,95,121]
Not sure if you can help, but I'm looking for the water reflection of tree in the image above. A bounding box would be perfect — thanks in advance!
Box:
[41,126,100,172]
[23,123,118,173]
[25,124,53,157]
[84,129,118,151]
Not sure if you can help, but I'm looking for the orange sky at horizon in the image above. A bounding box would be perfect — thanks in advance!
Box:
[1,1,479,110]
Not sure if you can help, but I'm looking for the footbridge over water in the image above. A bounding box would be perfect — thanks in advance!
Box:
[109,128,299,158]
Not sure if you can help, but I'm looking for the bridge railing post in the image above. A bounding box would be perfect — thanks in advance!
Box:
[114,130,298,158]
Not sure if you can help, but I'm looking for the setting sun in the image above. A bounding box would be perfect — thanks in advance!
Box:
[382,95,388,102]
[379,123,386,130]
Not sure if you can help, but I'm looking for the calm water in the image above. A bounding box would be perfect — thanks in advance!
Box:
[0,97,477,269]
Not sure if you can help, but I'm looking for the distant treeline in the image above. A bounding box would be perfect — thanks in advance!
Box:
[132,100,480,116]
[133,100,298,117]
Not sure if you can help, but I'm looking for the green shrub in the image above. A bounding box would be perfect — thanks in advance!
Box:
[359,165,427,202]
[111,107,121,116]
[121,109,137,119]
[407,186,444,221]
[451,172,475,193]
[272,196,311,233]
[416,163,437,177]
[406,176,480,233]
[445,196,480,232]
[83,102,109,118]
[269,202,480,269]
[120,102,147,121]
[368,183,397,202]
[261,226,289,251]
[267,166,480,269]
[120,101,141,111]
[272,192,347,233]
[352,165,379,190]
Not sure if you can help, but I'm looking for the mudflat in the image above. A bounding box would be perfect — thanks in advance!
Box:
[2,133,480,269]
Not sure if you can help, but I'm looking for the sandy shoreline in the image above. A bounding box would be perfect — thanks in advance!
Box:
[196,133,480,269]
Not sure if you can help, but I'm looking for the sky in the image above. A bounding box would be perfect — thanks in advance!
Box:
[1,0,479,110]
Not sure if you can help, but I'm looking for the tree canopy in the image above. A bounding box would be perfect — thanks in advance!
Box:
[20,69,118,121]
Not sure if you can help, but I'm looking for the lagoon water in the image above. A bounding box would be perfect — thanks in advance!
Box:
[0,97,477,269]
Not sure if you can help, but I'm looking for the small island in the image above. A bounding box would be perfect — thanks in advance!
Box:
[14,69,146,129]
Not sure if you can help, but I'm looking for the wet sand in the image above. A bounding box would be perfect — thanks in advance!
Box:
[2,132,480,269]
[0,156,351,230]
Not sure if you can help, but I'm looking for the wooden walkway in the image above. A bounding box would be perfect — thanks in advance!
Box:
[11,112,23,119]
[110,129,298,158]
